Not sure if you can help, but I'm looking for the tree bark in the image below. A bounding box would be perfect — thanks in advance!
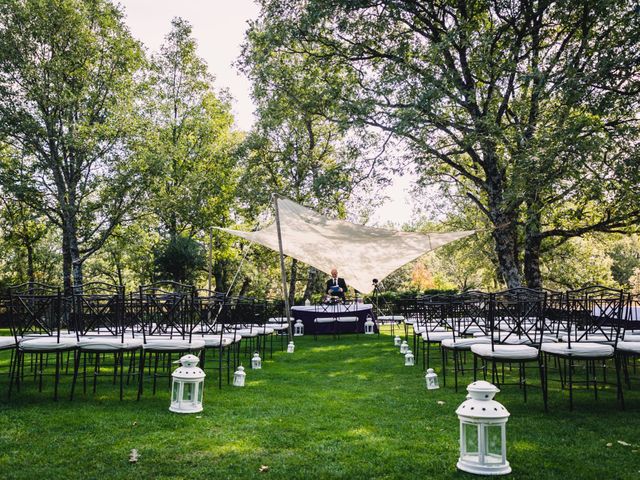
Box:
[483,142,522,289]
[26,243,35,284]
[213,259,228,293]
[238,277,251,297]
[524,199,543,289]
[303,267,319,300]
[491,223,521,289]
[62,225,73,294]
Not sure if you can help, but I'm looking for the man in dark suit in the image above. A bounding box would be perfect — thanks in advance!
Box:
[326,268,348,301]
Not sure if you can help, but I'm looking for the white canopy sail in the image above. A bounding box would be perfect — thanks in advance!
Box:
[219,197,475,294]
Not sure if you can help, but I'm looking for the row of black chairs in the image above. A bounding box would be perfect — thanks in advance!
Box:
[390,286,638,410]
[0,281,290,400]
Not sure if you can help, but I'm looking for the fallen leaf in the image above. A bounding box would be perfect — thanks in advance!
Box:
[259,465,269,473]
[617,441,631,447]
[196,416,202,419]
[129,448,139,463]
[132,421,137,426]
[437,401,445,405]
[606,443,613,447]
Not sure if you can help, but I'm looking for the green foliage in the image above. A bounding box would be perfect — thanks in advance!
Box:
[0,0,147,290]
[608,235,640,288]
[143,17,240,239]
[153,235,205,284]
[243,0,640,289]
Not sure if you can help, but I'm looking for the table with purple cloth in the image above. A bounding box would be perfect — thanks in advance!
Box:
[290,303,378,335]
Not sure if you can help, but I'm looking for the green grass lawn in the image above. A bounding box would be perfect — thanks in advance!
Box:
[0,329,638,479]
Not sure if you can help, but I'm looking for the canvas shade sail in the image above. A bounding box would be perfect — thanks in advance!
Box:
[219,197,476,294]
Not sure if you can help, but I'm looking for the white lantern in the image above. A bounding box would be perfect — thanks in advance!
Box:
[400,340,409,354]
[304,298,311,306]
[287,341,295,353]
[233,365,246,387]
[425,368,439,390]
[294,319,305,336]
[404,349,415,366]
[251,352,262,370]
[394,336,402,346]
[456,381,511,476]
[169,354,206,414]
[364,317,375,335]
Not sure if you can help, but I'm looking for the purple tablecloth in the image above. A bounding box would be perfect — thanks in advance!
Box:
[291,303,378,335]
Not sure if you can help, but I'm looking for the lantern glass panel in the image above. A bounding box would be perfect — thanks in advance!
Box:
[484,425,503,463]
[183,382,193,401]
[172,381,179,401]
[464,423,479,455]
[197,382,203,403]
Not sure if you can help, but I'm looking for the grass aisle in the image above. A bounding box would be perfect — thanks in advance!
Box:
[0,331,638,479]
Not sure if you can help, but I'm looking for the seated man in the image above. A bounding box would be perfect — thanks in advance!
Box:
[326,268,348,301]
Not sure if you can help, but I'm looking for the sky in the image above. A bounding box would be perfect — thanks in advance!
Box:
[117,0,415,226]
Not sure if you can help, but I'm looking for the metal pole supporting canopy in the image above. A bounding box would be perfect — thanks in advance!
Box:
[273,194,293,341]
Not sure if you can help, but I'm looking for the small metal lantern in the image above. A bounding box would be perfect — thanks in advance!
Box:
[456,381,511,476]
[233,365,246,387]
[170,354,206,414]
[364,317,375,335]
[404,349,415,366]
[294,319,305,336]
[425,368,439,389]
[287,341,295,353]
[394,335,401,346]
[400,340,409,354]
[251,352,262,369]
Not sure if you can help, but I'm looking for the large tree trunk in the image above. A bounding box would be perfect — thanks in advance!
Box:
[62,225,73,294]
[524,199,543,289]
[483,143,522,289]
[491,223,521,288]
[213,259,228,293]
[25,243,35,284]
[238,277,251,297]
[303,267,319,300]
[288,259,298,306]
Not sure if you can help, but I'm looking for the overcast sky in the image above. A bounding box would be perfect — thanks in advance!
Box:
[116,0,415,225]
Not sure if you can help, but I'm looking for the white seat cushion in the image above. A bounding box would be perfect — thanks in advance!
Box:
[441,336,490,349]
[541,342,614,358]
[269,324,290,331]
[268,317,292,323]
[142,338,205,351]
[231,328,260,338]
[617,341,640,354]
[489,334,557,345]
[471,344,539,360]
[248,325,275,335]
[0,337,17,349]
[199,335,235,348]
[461,325,485,334]
[422,331,453,342]
[314,317,336,324]
[78,337,143,351]
[19,336,78,351]
[336,316,359,323]
[377,315,404,322]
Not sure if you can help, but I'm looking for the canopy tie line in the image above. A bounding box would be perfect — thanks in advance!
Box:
[207,228,256,327]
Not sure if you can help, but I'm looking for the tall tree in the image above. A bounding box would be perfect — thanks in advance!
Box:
[0,0,146,292]
[144,18,240,287]
[145,18,239,239]
[244,0,640,288]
